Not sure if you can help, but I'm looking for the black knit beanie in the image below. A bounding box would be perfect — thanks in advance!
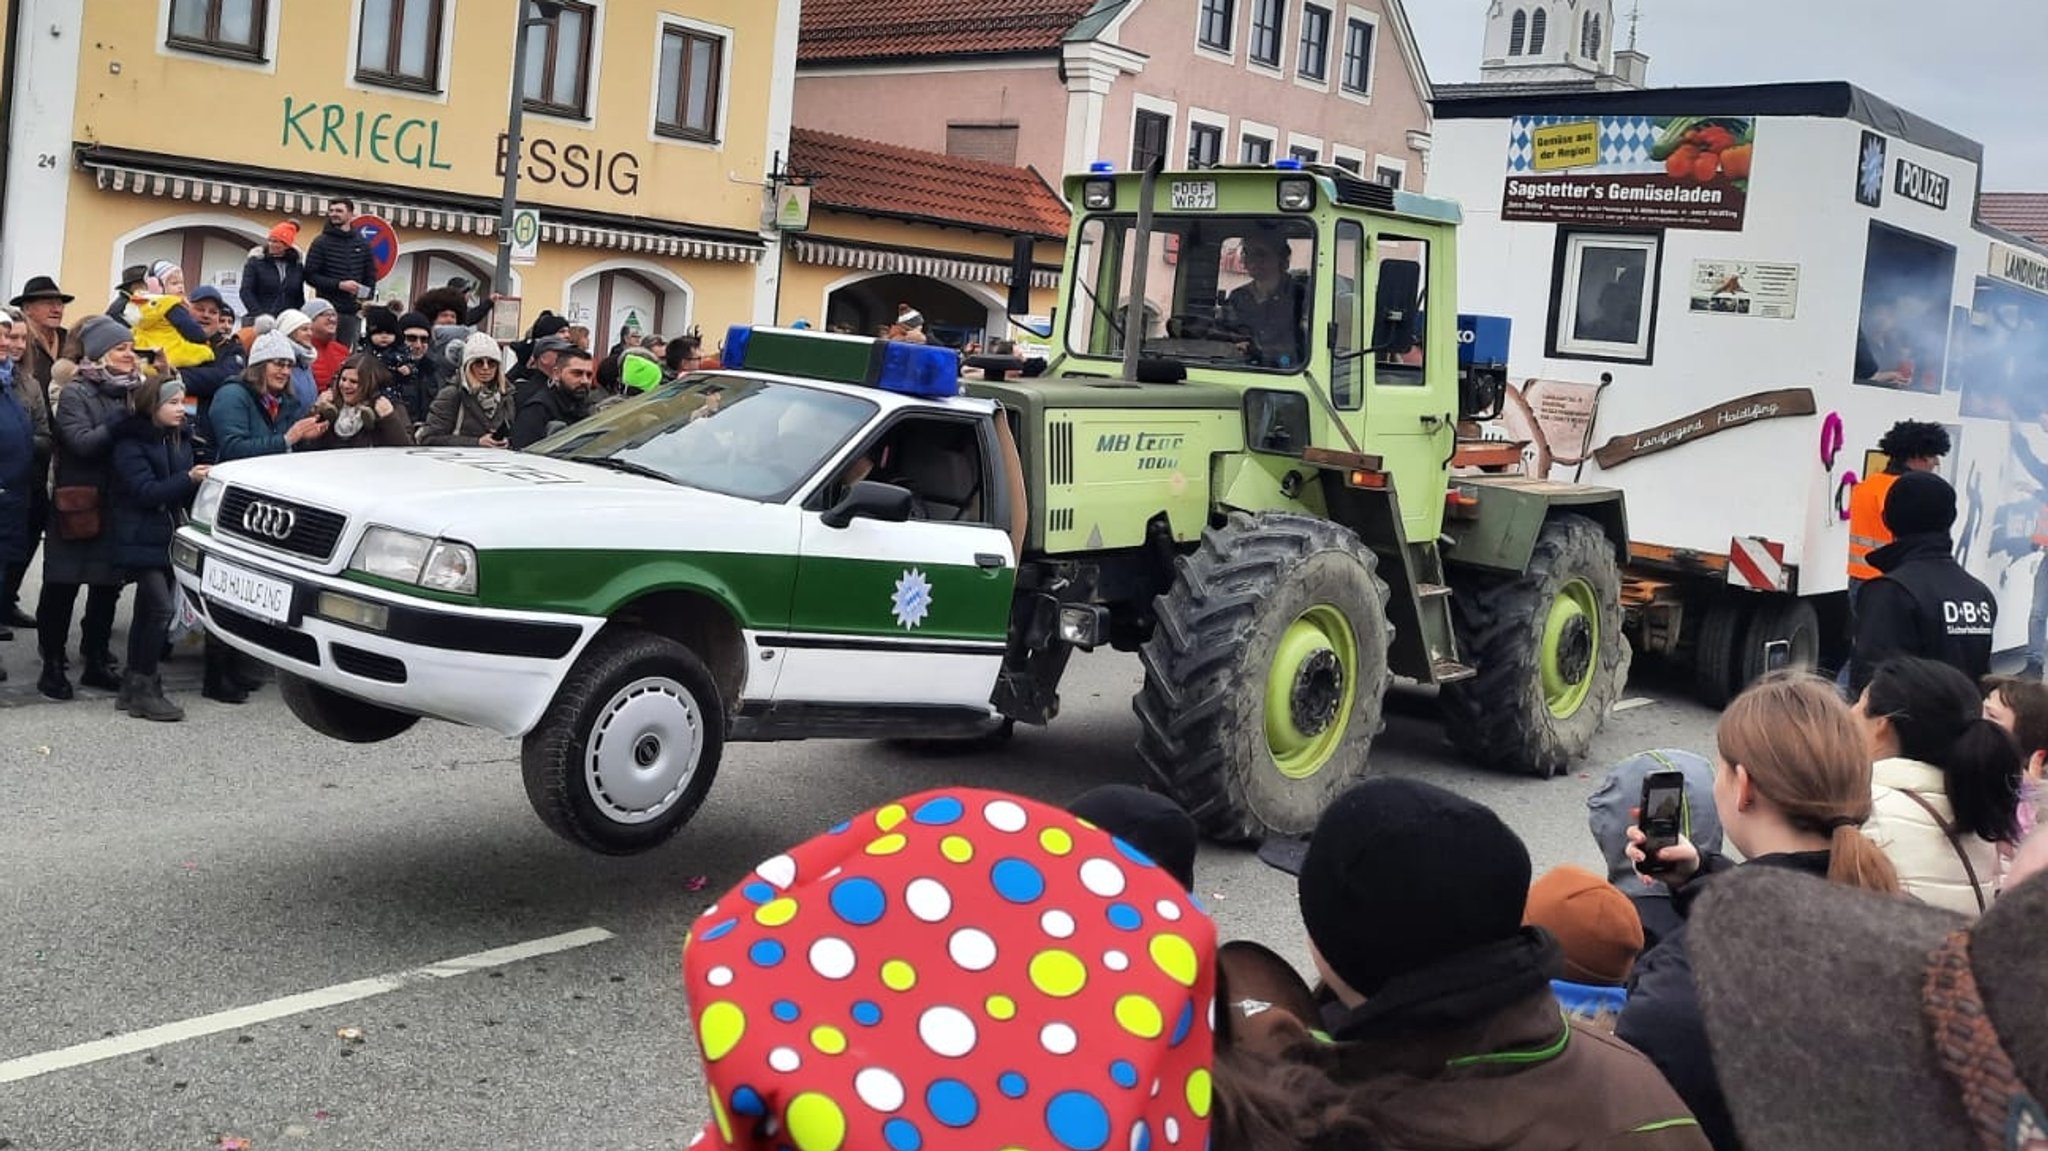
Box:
[396,311,432,335]
[1297,778,1532,997]
[1881,469,1957,537]
[1067,785,1199,892]
[363,307,400,338]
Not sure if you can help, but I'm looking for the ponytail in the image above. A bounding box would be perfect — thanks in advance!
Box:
[1866,658,2024,844]
[1826,821,1902,894]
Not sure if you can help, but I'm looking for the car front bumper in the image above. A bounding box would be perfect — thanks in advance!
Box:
[172,526,601,737]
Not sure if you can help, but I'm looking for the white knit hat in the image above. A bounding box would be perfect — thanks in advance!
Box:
[461,330,505,369]
[248,330,297,366]
[275,308,312,339]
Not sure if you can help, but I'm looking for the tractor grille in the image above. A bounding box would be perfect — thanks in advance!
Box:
[218,487,349,563]
[1048,508,1075,534]
[1049,420,1074,486]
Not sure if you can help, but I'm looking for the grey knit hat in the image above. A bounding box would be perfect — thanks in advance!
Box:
[77,315,132,362]
[1692,867,2048,1151]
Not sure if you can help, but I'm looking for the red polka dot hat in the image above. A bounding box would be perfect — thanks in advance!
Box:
[682,787,1219,1151]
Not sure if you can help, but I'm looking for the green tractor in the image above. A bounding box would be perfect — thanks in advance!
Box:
[969,161,1631,839]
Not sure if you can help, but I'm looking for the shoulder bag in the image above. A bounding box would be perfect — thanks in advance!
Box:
[1894,787,1988,914]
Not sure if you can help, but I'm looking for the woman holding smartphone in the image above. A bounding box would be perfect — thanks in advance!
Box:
[1613,674,1900,1151]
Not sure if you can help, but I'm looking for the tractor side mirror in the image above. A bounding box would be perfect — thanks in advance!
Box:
[822,480,914,529]
[1371,259,1422,356]
[1006,236,1036,318]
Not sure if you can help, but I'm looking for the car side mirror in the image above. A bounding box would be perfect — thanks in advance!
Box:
[822,480,914,529]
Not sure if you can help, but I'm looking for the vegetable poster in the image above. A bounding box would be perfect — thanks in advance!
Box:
[1503,115,1755,231]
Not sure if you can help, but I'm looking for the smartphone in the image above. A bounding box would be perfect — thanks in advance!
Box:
[1637,769,1689,874]
[1763,638,1792,673]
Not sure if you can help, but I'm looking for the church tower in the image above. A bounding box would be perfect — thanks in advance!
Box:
[1479,0,1647,89]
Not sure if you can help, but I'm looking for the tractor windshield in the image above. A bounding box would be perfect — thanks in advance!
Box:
[1065,215,1317,373]
[529,376,878,502]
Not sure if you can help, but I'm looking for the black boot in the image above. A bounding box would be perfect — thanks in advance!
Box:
[37,656,73,701]
[124,672,184,723]
[230,649,266,692]
[79,652,122,692]
[203,642,250,704]
[115,672,138,711]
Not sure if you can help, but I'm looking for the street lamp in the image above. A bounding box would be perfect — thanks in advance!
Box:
[494,0,564,298]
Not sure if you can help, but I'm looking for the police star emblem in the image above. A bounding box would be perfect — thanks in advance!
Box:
[891,569,934,629]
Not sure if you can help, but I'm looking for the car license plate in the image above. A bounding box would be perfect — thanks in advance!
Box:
[202,558,293,624]
[1170,180,1217,210]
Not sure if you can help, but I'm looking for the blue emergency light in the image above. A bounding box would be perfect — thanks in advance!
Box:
[723,325,963,398]
[1274,157,1304,171]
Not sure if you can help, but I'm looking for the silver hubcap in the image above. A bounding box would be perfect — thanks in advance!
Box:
[584,676,703,825]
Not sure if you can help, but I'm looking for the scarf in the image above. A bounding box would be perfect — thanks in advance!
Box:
[1325,928,1561,1041]
[472,381,505,424]
[74,362,144,395]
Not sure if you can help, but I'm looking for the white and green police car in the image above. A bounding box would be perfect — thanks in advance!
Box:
[173,328,1026,853]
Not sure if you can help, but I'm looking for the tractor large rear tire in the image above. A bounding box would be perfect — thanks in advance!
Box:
[1442,514,1629,778]
[1135,512,1392,842]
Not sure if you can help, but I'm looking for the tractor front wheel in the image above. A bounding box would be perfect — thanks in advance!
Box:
[1442,514,1630,777]
[1135,512,1392,841]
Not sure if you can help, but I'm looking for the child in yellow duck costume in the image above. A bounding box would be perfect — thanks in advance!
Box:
[126,261,216,370]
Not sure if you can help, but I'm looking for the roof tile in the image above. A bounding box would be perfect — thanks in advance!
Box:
[1981,193,2048,245]
[798,0,1097,63]
[789,128,1072,239]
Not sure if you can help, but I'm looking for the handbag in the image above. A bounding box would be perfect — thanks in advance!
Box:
[1895,787,1988,913]
[53,484,102,541]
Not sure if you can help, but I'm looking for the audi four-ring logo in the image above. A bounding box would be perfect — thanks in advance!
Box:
[241,501,298,540]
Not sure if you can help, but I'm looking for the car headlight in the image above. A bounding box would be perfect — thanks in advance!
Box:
[420,541,478,595]
[350,527,435,583]
[191,477,226,527]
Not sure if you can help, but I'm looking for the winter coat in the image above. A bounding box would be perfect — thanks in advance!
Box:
[289,358,319,414]
[18,325,62,482]
[1615,851,1832,1151]
[509,383,591,449]
[108,415,196,572]
[130,296,215,369]
[1865,756,1999,916]
[420,383,511,447]
[307,397,414,450]
[303,223,377,316]
[45,366,138,586]
[0,377,33,566]
[210,379,306,462]
[178,334,249,464]
[239,247,307,322]
[1310,932,1708,1151]
[1848,532,1996,696]
[310,336,348,391]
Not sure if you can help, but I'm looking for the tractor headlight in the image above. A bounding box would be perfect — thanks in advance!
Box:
[1277,178,1316,211]
[190,476,226,528]
[1081,179,1116,211]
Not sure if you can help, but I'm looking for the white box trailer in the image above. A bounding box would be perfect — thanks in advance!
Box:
[1431,82,2048,703]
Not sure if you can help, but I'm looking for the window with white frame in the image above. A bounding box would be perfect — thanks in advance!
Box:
[1298,5,1331,82]
[1555,232,1659,361]
[1132,109,1173,171]
[1341,16,1374,95]
[1332,152,1363,175]
[523,0,595,119]
[1199,0,1235,52]
[357,0,443,89]
[1242,134,1274,164]
[1189,122,1225,167]
[168,0,267,60]
[1290,143,1320,164]
[656,23,724,142]
[1250,0,1284,66]
[1376,164,1404,189]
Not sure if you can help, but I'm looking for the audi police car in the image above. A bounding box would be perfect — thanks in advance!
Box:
[173,327,1024,853]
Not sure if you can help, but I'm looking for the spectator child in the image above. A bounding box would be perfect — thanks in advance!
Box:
[370,310,431,418]
[108,375,206,721]
[1982,674,2048,844]
[1067,783,1200,891]
[1587,749,1726,952]
[1854,657,2023,915]
[1525,864,1644,1029]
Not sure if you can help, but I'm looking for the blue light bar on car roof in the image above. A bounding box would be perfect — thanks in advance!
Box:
[722,326,962,398]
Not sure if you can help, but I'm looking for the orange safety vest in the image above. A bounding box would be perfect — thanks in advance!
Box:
[1847,470,1900,582]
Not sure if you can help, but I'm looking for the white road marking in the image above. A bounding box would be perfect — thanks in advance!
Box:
[0,927,615,1085]
[1612,698,1657,713]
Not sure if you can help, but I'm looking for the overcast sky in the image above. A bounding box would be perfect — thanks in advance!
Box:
[1403,1,2048,190]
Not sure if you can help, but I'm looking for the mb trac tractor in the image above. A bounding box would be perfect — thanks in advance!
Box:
[175,162,1630,854]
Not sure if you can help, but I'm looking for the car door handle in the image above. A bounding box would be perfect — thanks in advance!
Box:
[974,553,1008,570]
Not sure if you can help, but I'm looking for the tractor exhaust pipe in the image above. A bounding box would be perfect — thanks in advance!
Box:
[1120,155,1164,384]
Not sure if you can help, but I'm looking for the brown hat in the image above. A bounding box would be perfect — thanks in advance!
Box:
[1691,867,2048,1151]
[1524,865,1644,986]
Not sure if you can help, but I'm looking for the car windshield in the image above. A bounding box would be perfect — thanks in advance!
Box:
[527,376,878,502]
[1065,214,1318,373]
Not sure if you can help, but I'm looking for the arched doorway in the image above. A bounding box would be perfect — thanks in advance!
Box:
[115,217,267,319]
[824,274,1002,348]
[563,262,693,349]
[386,245,498,313]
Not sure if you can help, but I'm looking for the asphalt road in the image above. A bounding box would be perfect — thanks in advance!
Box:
[0,612,1721,1151]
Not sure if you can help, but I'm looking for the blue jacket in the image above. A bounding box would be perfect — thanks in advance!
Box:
[210,379,304,462]
[109,416,196,571]
[0,379,32,566]
[179,340,249,463]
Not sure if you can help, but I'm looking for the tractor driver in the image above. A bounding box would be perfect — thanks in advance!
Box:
[1223,226,1310,369]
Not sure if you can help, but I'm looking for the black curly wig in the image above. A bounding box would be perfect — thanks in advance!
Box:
[1876,420,1950,469]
